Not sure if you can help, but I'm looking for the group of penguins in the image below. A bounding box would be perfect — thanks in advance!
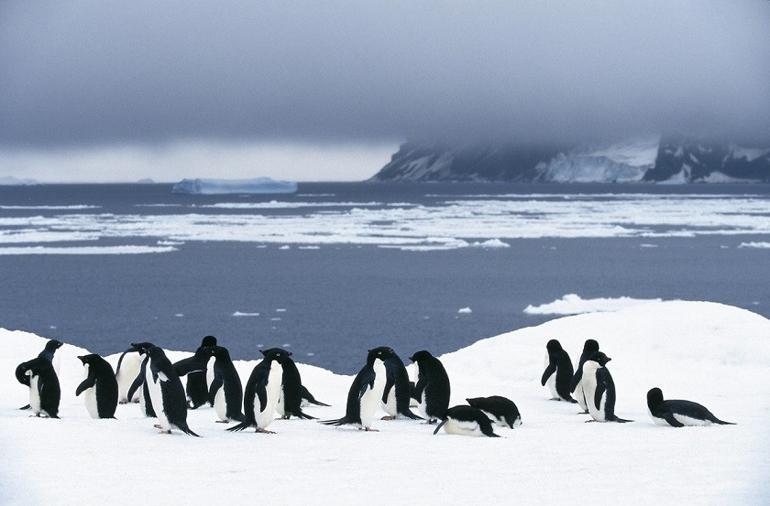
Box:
[14,334,733,438]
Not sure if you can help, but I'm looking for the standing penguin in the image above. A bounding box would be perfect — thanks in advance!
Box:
[126,342,157,418]
[142,345,199,436]
[381,349,421,420]
[273,351,316,420]
[580,352,632,423]
[205,345,244,423]
[320,347,394,431]
[466,396,522,428]
[227,348,286,434]
[75,354,119,419]
[647,388,735,427]
[16,357,60,418]
[571,339,600,413]
[410,350,451,423]
[433,405,499,437]
[541,339,577,403]
[15,339,63,410]
[115,347,142,404]
[300,385,330,407]
[175,335,217,409]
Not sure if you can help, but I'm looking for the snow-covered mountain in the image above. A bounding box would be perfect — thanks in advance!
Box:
[369,136,770,183]
[0,175,38,186]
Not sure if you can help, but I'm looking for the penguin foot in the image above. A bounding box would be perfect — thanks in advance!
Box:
[360,427,379,432]
[577,411,589,415]
[158,430,172,434]
[153,423,163,429]
[584,420,598,423]
[118,400,128,405]
[381,415,397,421]
[255,428,276,434]
[549,397,561,401]
[215,420,230,424]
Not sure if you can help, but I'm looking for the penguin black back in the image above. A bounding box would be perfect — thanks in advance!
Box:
[206,345,244,422]
[174,335,216,409]
[15,339,63,411]
[17,357,61,418]
[381,350,422,420]
[410,350,450,422]
[541,339,576,402]
[126,342,157,418]
[433,405,499,437]
[76,353,119,419]
[147,346,199,436]
[273,351,316,420]
[466,395,521,428]
[647,387,735,427]
[571,339,599,393]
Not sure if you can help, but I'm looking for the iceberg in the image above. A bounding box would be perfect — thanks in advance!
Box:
[0,175,38,186]
[171,177,297,195]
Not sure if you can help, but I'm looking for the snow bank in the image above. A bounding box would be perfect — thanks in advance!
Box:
[171,177,298,195]
[524,293,664,315]
[1,301,769,505]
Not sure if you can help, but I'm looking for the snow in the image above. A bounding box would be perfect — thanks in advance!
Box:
[739,242,770,249]
[1,301,769,504]
[0,245,177,255]
[699,171,760,183]
[171,177,297,195]
[729,145,770,163]
[540,137,658,183]
[524,293,664,315]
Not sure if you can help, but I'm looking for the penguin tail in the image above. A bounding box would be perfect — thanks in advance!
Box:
[306,399,331,407]
[612,416,633,423]
[711,416,736,425]
[177,422,200,437]
[401,409,423,420]
[18,404,31,410]
[296,410,318,420]
[432,419,448,435]
[319,417,349,426]
[227,421,253,432]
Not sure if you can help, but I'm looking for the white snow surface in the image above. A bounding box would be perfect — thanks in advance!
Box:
[524,293,665,315]
[1,302,769,504]
[171,177,298,195]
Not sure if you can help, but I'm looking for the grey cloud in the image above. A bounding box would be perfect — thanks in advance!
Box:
[1,0,769,149]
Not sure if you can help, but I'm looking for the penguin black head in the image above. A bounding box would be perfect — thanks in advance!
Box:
[647,387,664,409]
[588,351,611,366]
[368,347,395,362]
[130,342,155,354]
[583,339,599,353]
[201,335,217,347]
[261,348,292,362]
[409,350,433,363]
[77,354,100,365]
[546,339,562,352]
[205,345,228,358]
[45,340,64,352]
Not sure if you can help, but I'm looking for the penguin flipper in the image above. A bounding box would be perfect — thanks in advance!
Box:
[208,377,223,406]
[664,413,684,427]
[541,362,556,386]
[75,376,96,396]
[432,419,448,435]
[126,372,144,402]
[15,362,31,387]
[19,404,31,410]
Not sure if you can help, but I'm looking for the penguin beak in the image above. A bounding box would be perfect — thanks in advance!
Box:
[77,355,86,364]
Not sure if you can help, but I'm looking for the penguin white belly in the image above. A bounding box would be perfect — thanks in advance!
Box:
[276,391,285,417]
[254,363,283,429]
[582,374,604,421]
[546,372,558,399]
[145,366,169,430]
[575,382,588,411]
[214,387,227,421]
[673,414,711,427]
[117,354,142,402]
[444,418,483,437]
[382,388,397,417]
[479,410,504,427]
[29,374,42,415]
[84,387,99,418]
[417,396,428,419]
[648,410,670,426]
[360,360,387,429]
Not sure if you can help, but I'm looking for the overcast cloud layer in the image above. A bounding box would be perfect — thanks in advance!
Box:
[2,0,769,147]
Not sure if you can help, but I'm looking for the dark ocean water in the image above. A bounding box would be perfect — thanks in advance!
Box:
[1,182,769,373]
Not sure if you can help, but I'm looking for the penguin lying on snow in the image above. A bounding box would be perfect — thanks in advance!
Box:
[381,349,422,420]
[433,406,499,437]
[571,339,600,413]
[204,345,244,423]
[647,388,735,427]
[541,339,577,403]
[228,348,286,434]
[127,342,157,418]
[15,339,63,410]
[16,357,61,418]
[321,347,394,431]
[580,352,632,423]
[76,354,118,419]
[141,344,200,436]
[115,347,142,404]
[466,396,521,428]
[174,335,217,409]
[410,350,450,423]
[273,350,317,420]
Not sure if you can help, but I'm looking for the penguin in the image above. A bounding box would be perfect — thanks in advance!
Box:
[410,350,450,423]
[15,339,63,410]
[126,342,157,418]
[647,387,735,427]
[409,380,419,408]
[433,405,499,437]
[466,396,522,428]
[205,345,244,423]
[320,347,394,431]
[115,348,142,404]
[580,351,632,423]
[381,349,422,420]
[75,354,119,419]
[175,335,217,409]
[142,345,199,436]
[541,339,577,403]
[272,351,316,420]
[16,357,60,418]
[227,348,286,434]
[300,385,330,407]
[571,339,600,413]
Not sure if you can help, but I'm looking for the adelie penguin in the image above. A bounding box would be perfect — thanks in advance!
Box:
[205,345,244,423]
[16,357,61,418]
[580,351,632,423]
[273,351,316,420]
[380,348,422,420]
[541,339,577,403]
[142,344,199,436]
[228,348,286,434]
[466,396,522,429]
[126,342,157,418]
[571,339,600,413]
[410,350,450,423]
[174,335,217,409]
[321,347,394,431]
[433,405,499,437]
[647,387,735,427]
[15,339,63,410]
[76,354,119,419]
[115,346,142,404]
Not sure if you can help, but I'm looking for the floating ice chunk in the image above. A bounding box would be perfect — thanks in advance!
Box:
[276,309,287,312]
[470,239,510,248]
[457,307,472,314]
[171,177,297,195]
[0,245,176,255]
[639,243,659,248]
[174,313,184,317]
[232,311,260,317]
[739,242,770,249]
[524,293,664,315]
[279,245,291,250]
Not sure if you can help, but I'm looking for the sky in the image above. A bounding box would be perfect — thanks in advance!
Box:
[1,0,769,182]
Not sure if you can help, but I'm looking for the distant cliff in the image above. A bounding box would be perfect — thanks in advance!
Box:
[369,136,770,183]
